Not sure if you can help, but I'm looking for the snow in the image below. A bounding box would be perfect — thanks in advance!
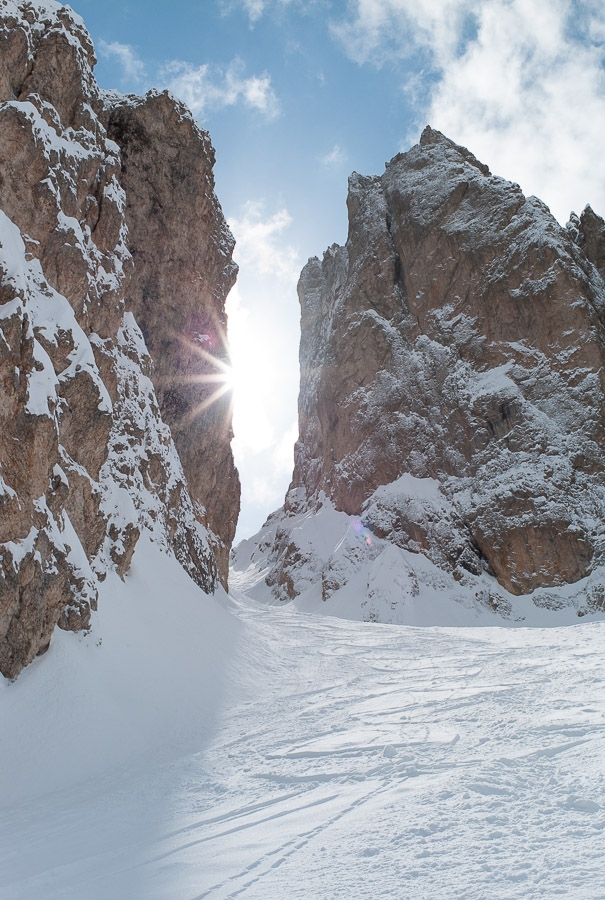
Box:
[0,473,17,498]
[234,494,605,626]
[0,538,242,807]
[371,471,444,503]
[25,336,56,416]
[0,210,30,288]
[0,0,87,29]
[1,525,38,570]
[466,361,516,400]
[90,311,218,589]
[0,209,114,417]
[2,539,605,898]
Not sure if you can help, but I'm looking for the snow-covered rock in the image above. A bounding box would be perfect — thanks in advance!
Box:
[0,1,238,677]
[235,127,605,622]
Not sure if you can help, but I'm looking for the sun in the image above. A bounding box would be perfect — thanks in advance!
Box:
[163,288,283,457]
[186,343,235,422]
[157,327,237,430]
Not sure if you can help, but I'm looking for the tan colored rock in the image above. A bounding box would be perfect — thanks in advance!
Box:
[256,127,605,606]
[106,91,240,587]
[0,1,239,677]
[569,205,605,280]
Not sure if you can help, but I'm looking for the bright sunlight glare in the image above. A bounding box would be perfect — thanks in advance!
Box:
[227,285,277,455]
[225,282,300,538]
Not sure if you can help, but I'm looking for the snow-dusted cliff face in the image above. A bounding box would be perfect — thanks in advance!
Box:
[235,127,605,622]
[0,1,239,678]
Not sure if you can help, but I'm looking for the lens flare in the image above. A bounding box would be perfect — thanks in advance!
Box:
[351,517,373,547]
[159,325,235,430]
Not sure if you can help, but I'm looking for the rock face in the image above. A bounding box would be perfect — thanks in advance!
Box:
[0,1,239,678]
[105,92,239,581]
[238,127,605,620]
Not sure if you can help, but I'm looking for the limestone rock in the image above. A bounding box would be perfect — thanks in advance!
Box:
[105,90,240,585]
[0,1,239,677]
[241,126,605,618]
[569,205,605,280]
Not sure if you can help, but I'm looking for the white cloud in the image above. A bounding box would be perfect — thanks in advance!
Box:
[428,0,605,222]
[225,0,299,24]
[331,0,474,67]
[319,144,348,166]
[241,0,266,21]
[228,201,301,281]
[98,40,146,83]
[97,42,279,121]
[162,59,280,120]
[333,0,605,222]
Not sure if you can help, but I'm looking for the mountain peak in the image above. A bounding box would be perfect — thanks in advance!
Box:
[237,129,605,621]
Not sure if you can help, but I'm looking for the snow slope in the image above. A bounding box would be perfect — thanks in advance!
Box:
[233,495,605,626]
[0,538,245,808]
[2,540,605,898]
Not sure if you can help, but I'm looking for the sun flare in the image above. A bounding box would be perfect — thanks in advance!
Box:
[155,328,237,430]
[189,351,234,422]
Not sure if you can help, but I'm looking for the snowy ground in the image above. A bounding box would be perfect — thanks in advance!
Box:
[2,542,605,899]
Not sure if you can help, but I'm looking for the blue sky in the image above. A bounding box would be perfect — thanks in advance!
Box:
[70,0,605,539]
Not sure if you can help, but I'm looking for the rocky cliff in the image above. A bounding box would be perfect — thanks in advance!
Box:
[235,127,605,621]
[0,0,239,678]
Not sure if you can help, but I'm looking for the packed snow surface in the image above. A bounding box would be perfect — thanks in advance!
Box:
[2,540,605,898]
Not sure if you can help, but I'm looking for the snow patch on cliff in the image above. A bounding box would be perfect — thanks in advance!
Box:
[232,490,605,628]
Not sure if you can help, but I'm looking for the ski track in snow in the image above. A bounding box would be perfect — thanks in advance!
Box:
[2,565,605,898]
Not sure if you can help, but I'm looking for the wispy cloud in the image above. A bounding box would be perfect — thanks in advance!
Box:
[98,40,146,84]
[332,0,605,222]
[319,144,348,166]
[240,0,269,22]
[228,201,301,281]
[224,0,308,25]
[161,59,279,120]
[97,43,278,121]
[331,0,474,67]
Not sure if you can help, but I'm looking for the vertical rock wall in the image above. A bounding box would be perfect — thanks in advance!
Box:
[244,127,605,616]
[0,0,239,677]
[105,91,240,583]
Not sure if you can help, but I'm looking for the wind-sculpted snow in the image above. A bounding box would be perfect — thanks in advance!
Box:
[237,126,605,621]
[0,1,238,676]
[1,543,605,897]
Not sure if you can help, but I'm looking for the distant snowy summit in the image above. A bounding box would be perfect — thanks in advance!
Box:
[0,1,239,677]
[234,126,605,624]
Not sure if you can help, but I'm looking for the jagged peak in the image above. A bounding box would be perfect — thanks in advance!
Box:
[243,125,605,623]
[385,126,491,178]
